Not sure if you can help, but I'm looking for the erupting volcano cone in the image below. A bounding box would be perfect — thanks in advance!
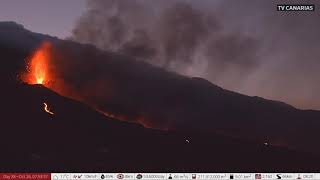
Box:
[22,42,52,85]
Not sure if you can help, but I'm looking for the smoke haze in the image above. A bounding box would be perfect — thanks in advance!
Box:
[71,0,320,110]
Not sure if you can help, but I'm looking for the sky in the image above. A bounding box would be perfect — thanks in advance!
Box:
[0,0,86,38]
[1,0,320,110]
[69,0,320,110]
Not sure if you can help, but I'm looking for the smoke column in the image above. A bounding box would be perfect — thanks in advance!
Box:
[71,0,320,110]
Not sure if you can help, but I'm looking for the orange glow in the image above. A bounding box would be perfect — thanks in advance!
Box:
[22,42,52,85]
[98,110,151,128]
[19,42,154,129]
[43,102,54,115]
[99,110,126,121]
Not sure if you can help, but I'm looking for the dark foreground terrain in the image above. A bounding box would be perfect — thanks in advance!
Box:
[1,82,320,172]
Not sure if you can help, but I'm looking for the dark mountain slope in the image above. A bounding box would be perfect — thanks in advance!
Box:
[44,31,320,154]
[1,82,320,172]
[36,37,320,155]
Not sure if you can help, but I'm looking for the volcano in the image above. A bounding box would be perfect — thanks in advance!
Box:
[1,22,320,171]
[1,82,320,172]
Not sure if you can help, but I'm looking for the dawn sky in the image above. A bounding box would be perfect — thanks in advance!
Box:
[0,0,86,38]
[1,0,320,110]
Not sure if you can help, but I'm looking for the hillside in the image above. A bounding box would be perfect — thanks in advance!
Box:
[1,21,320,169]
[1,82,319,171]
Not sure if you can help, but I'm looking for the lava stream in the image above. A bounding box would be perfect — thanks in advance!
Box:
[43,102,54,115]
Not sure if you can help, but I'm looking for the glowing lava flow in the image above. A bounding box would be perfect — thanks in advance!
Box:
[43,102,54,115]
[20,42,152,128]
[22,42,52,85]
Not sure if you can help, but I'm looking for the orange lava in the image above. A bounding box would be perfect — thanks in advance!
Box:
[22,42,52,85]
[43,102,54,115]
[20,41,153,129]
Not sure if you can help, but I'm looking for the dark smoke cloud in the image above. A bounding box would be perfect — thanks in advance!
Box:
[119,29,157,60]
[158,2,211,66]
[72,0,260,78]
[71,0,320,110]
[47,41,191,129]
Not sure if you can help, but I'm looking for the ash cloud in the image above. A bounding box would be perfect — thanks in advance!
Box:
[47,41,191,129]
[71,0,260,79]
[66,0,263,128]
[71,0,320,110]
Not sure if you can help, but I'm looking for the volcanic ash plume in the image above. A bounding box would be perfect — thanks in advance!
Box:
[71,0,260,80]
[71,0,320,110]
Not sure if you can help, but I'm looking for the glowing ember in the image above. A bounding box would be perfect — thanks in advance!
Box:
[43,102,54,115]
[22,42,52,85]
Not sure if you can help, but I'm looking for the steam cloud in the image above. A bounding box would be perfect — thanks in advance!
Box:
[70,0,320,110]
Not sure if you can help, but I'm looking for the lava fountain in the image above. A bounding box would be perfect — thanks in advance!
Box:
[22,42,52,86]
[20,41,152,128]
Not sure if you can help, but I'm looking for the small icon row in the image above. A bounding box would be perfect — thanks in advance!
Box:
[51,173,318,180]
